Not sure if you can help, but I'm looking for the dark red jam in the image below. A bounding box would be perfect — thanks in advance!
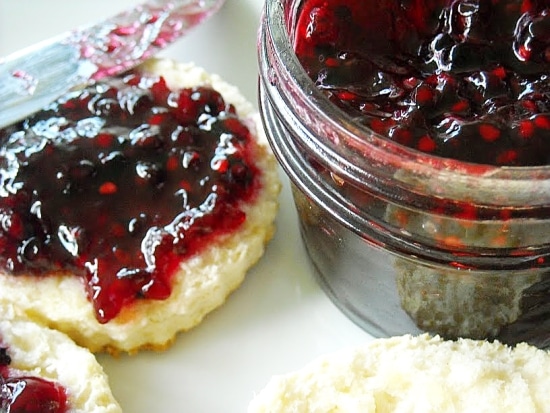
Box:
[294,0,550,166]
[0,73,261,323]
[0,346,68,413]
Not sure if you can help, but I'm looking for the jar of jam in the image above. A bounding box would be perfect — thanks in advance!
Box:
[258,0,550,347]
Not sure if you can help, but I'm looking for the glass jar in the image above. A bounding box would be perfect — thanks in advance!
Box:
[257,0,550,348]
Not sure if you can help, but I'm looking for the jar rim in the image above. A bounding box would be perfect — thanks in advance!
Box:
[262,0,550,207]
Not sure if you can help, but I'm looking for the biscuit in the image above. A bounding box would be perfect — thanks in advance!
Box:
[248,334,550,412]
[0,313,120,412]
[0,58,281,354]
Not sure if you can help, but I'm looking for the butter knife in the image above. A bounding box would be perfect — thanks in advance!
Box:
[0,0,225,128]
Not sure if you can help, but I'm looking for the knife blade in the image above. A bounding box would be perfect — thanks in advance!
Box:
[0,0,226,128]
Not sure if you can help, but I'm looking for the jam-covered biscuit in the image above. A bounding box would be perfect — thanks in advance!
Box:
[0,59,281,354]
[0,314,120,412]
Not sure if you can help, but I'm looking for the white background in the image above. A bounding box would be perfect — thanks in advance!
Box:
[0,1,372,411]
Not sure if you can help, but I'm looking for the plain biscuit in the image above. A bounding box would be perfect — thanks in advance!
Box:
[248,334,550,413]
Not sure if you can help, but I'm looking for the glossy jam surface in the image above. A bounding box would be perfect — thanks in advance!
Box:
[0,347,67,413]
[294,0,550,165]
[0,74,261,323]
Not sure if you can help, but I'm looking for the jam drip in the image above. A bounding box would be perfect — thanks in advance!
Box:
[0,347,68,413]
[295,0,550,166]
[0,73,261,323]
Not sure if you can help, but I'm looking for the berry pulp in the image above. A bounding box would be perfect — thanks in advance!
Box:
[294,0,550,166]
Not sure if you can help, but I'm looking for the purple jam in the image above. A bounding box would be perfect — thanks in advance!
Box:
[0,73,262,323]
[0,347,68,413]
[294,0,550,166]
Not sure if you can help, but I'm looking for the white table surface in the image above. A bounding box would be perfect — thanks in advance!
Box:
[0,1,372,411]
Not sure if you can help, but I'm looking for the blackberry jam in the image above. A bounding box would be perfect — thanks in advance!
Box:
[259,0,550,347]
[294,0,550,166]
[0,72,261,323]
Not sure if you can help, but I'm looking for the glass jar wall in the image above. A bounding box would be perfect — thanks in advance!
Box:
[258,0,550,347]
